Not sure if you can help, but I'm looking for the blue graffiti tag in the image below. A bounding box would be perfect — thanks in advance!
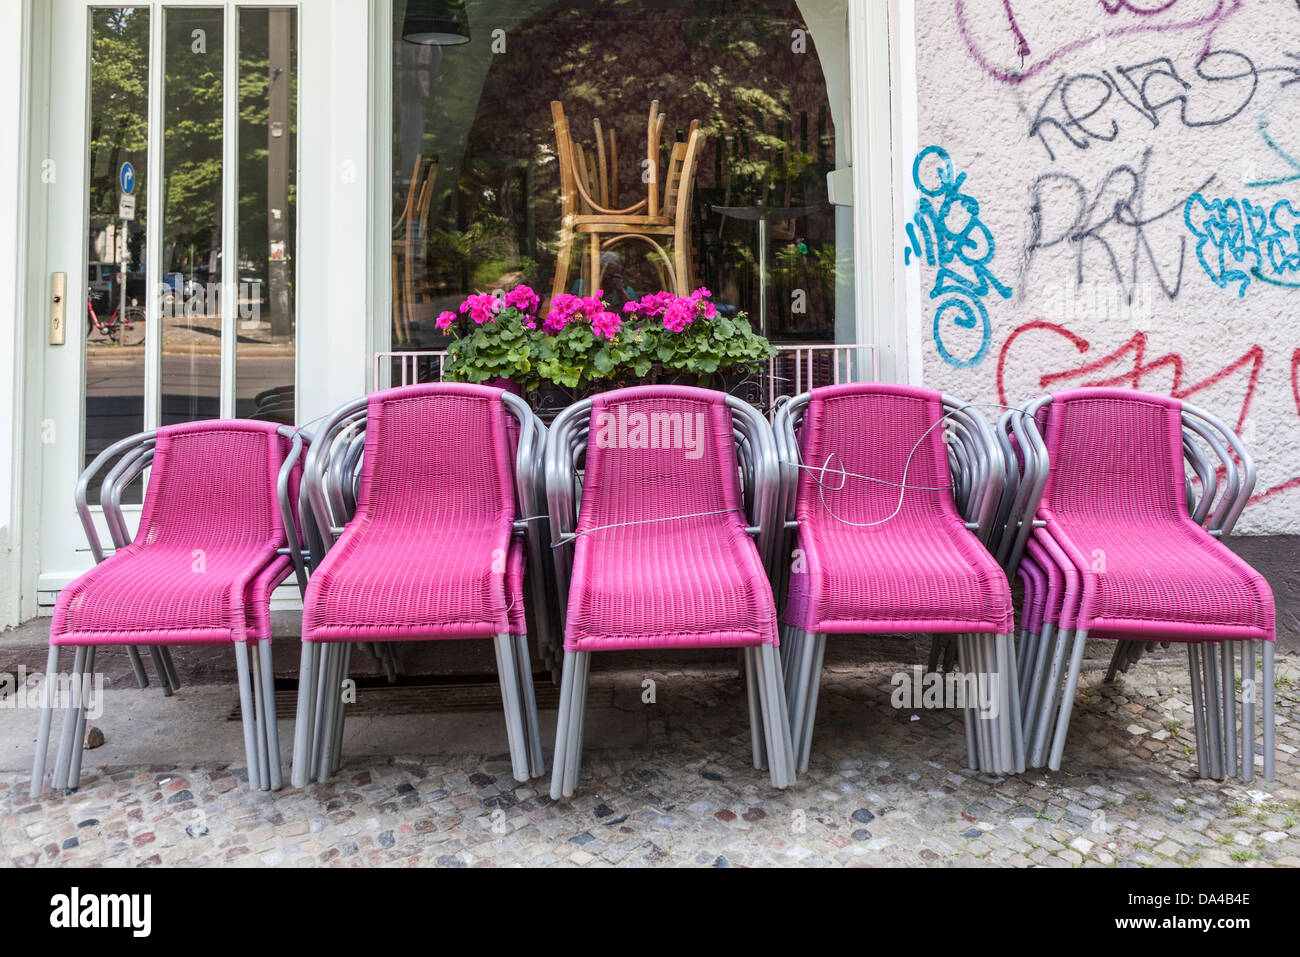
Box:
[905,145,1012,368]
[1184,192,1300,296]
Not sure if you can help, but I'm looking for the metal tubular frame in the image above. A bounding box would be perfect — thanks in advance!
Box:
[545,392,795,798]
[288,389,549,788]
[1001,393,1274,781]
[773,388,1022,776]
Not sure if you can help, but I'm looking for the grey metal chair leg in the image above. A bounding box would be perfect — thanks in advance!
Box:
[1030,626,1070,768]
[149,647,174,697]
[561,651,591,798]
[958,637,978,772]
[1188,644,1209,778]
[757,643,796,788]
[1242,641,1255,782]
[570,651,592,786]
[786,629,814,752]
[493,634,531,783]
[1105,642,1127,683]
[1047,629,1088,772]
[797,634,826,774]
[977,634,993,769]
[290,640,319,789]
[29,645,61,799]
[259,640,283,791]
[927,635,943,675]
[316,644,341,783]
[1016,629,1034,703]
[233,642,261,791]
[250,644,270,791]
[744,647,766,771]
[53,647,88,791]
[1003,633,1026,774]
[66,646,96,791]
[1023,622,1053,740]
[331,643,352,775]
[513,634,545,778]
[1221,641,1236,779]
[311,642,334,780]
[550,649,579,800]
[994,634,1014,774]
[1263,640,1275,781]
[126,647,149,688]
[159,646,181,691]
[1202,643,1224,780]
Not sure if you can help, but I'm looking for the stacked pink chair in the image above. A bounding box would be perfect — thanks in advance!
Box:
[30,421,308,797]
[1001,387,1275,780]
[774,383,1023,775]
[546,385,796,798]
[290,383,547,787]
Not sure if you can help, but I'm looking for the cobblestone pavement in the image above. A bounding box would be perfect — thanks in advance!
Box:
[2,651,1297,868]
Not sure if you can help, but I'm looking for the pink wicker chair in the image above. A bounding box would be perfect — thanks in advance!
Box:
[30,421,304,797]
[1003,387,1276,780]
[290,383,547,787]
[546,385,796,798]
[773,383,1020,775]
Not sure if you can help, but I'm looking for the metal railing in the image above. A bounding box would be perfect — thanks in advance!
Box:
[372,342,878,406]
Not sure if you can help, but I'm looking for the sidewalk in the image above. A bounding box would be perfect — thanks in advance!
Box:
[2,650,1296,867]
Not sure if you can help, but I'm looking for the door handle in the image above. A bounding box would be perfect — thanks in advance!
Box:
[49,272,66,345]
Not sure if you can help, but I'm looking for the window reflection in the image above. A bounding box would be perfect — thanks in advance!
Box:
[84,6,150,502]
[391,0,848,353]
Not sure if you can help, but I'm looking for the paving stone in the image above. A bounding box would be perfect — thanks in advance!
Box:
[4,654,1298,868]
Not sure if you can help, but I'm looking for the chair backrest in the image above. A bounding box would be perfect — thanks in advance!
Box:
[794,383,963,528]
[579,385,746,532]
[135,420,290,551]
[1039,388,1187,522]
[662,121,703,217]
[354,383,516,532]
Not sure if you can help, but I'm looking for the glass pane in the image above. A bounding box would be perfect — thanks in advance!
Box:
[390,0,851,357]
[160,7,224,426]
[235,7,297,424]
[85,6,150,500]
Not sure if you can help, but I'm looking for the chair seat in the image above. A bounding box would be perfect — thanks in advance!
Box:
[1049,517,1274,641]
[565,521,776,651]
[303,519,526,642]
[52,543,286,646]
[784,517,1013,635]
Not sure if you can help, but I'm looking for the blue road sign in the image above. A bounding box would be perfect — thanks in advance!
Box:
[119,162,136,195]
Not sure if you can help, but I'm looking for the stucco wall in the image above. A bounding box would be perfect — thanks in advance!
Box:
[910,0,1299,534]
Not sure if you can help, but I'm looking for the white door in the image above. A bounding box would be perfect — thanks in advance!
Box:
[35,0,370,601]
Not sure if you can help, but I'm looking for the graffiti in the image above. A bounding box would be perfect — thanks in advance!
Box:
[905,146,1012,368]
[1030,50,1262,160]
[1026,148,1207,302]
[958,0,1242,86]
[996,320,1299,504]
[1249,70,1300,187]
[1184,192,1300,295]
[1030,49,1300,162]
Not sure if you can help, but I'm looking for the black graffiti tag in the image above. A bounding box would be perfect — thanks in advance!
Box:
[1026,148,1212,301]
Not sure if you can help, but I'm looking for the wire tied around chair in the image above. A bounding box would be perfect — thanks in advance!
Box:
[549,507,746,548]
[791,402,1028,529]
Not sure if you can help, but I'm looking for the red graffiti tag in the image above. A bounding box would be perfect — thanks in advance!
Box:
[997,320,1296,506]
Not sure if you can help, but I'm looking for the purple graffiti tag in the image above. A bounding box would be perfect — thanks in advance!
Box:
[956,0,1243,86]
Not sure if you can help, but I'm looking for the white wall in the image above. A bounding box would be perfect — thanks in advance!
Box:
[908,0,1299,534]
[0,0,30,625]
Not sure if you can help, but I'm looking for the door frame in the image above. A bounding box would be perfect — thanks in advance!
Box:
[13,0,375,616]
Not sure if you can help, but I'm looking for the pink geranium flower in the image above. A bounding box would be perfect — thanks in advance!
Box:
[591,309,622,340]
[460,292,502,325]
[436,310,457,330]
[503,284,540,315]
